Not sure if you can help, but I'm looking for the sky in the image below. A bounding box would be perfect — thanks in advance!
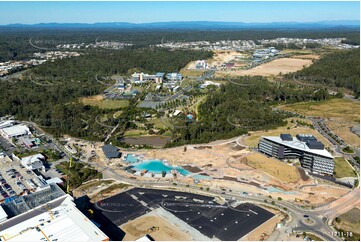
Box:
[0,1,359,25]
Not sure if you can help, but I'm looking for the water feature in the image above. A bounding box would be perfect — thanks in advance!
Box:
[124,154,139,163]
[191,174,212,180]
[267,186,297,194]
[132,160,191,176]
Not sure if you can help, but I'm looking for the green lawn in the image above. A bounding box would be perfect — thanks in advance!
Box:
[79,180,114,190]
[306,233,323,241]
[334,157,356,178]
[149,118,168,129]
[81,95,129,109]
[334,208,360,241]
[124,129,148,137]
[100,183,130,194]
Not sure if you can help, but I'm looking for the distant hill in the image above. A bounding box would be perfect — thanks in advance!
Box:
[2,20,360,30]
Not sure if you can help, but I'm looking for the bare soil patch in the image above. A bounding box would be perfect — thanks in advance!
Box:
[216,57,313,77]
[121,215,191,241]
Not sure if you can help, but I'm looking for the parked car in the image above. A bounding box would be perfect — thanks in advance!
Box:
[4,184,12,190]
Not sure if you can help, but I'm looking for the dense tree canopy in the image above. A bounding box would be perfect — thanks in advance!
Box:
[0,48,211,140]
[0,29,359,61]
[290,49,360,97]
[165,77,331,146]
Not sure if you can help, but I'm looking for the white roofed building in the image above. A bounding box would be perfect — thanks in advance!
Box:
[20,153,45,171]
[195,60,208,69]
[0,206,7,223]
[0,194,109,241]
[0,124,31,139]
[0,120,15,129]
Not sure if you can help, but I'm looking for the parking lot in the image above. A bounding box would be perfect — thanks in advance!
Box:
[0,135,16,156]
[95,188,275,241]
[0,156,42,201]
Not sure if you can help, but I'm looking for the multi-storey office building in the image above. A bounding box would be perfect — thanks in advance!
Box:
[258,134,334,175]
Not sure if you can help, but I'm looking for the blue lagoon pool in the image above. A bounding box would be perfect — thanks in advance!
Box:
[132,160,191,176]
[124,154,140,163]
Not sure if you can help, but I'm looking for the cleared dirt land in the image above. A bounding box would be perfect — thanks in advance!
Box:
[209,50,245,66]
[80,95,129,109]
[279,99,360,147]
[179,67,206,77]
[121,215,191,241]
[242,153,300,183]
[216,57,313,77]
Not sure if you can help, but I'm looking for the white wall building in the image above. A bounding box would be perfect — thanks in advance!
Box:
[195,60,208,69]
[200,81,221,89]
[20,153,46,171]
[0,120,15,129]
[0,124,31,139]
[259,134,334,175]
[0,195,109,241]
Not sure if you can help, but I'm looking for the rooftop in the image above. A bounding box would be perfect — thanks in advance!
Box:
[263,136,333,158]
[21,153,45,165]
[1,184,66,218]
[0,206,7,222]
[155,72,165,77]
[0,195,109,241]
[102,144,121,159]
[280,133,293,141]
[0,120,15,129]
[0,124,31,137]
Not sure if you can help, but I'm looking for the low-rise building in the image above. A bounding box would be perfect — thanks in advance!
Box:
[20,137,37,148]
[132,72,164,84]
[253,47,279,59]
[102,144,121,159]
[0,120,15,129]
[166,73,183,82]
[0,124,32,139]
[117,81,126,91]
[195,60,208,69]
[20,153,46,171]
[0,184,109,241]
[155,72,165,83]
[200,81,221,89]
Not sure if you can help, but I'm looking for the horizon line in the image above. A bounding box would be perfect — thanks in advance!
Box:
[2,19,360,26]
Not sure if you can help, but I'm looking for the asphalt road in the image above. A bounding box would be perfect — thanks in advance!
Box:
[310,117,360,173]
[90,163,343,241]
[196,70,215,82]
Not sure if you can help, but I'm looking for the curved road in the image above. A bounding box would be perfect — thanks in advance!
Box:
[91,163,343,241]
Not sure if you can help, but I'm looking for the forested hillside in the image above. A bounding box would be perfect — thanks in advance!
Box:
[0,49,211,139]
[165,77,331,146]
[0,29,359,61]
[291,49,360,97]
[29,48,212,79]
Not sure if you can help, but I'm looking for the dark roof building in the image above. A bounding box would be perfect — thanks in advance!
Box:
[296,134,317,142]
[280,133,293,141]
[102,144,121,159]
[306,140,325,150]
